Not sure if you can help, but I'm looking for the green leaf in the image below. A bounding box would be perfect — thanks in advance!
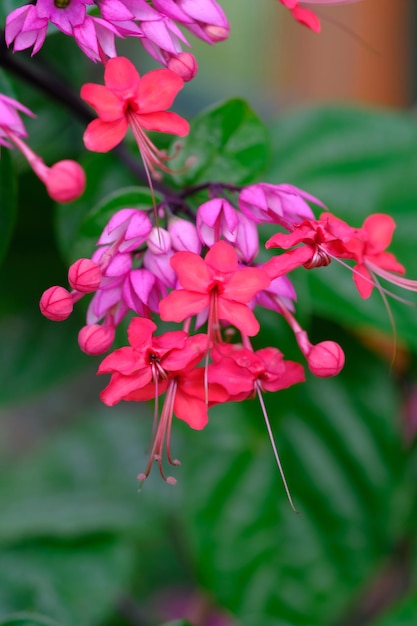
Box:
[371,594,417,626]
[170,98,269,187]
[0,612,64,626]
[178,339,410,625]
[0,406,174,541]
[55,152,138,261]
[265,106,417,349]
[0,537,134,626]
[0,150,17,267]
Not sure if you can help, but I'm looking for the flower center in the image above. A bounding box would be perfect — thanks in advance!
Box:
[54,0,71,8]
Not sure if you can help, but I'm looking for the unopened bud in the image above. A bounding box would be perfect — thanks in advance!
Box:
[167,52,198,82]
[307,341,345,378]
[203,24,229,42]
[78,323,115,355]
[46,160,86,203]
[40,286,73,321]
[147,227,171,255]
[68,258,102,293]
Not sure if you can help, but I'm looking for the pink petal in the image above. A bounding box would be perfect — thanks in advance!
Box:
[104,56,140,99]
[362,213,396,254]
[159,290,209,321]
[100,370,152,405]
[136,110,189,136]
[83,117,128,152]
[98,347,142,375]
[127,317,156,348]
[223,267,270,303]
[353,263,374,299]
[170,252,210,291]
[137,68,184,113]
[217,299,260,336]
[174,388,208,430]
[205,240,238,273]
[81,84,124,121]
[263,247,313,279]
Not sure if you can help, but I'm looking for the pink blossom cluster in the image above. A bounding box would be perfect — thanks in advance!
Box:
[5,0,229,76]
[39,178,414,490]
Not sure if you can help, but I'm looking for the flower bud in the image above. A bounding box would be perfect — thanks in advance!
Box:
[78,324,115,355]
[307,341,345,378]
[45,160,86,203]
[168,218,201,253]
[40,286,73,321]
[167,52,198,82]
[68,258,102,293]
[147,227,171,255]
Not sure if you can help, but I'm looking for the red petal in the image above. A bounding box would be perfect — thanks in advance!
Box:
[80,83,124,121]
[171,252,210,291]
[159,290,209,321]
[98,347,142,375]
[218,298,260,336]
[362,213,396,254]
[223,267,270,303]
[263,247,313,279]
[136,111,189,136]
[83,117,128,152]
[127,317,156,349]
[205,240,238,273]
[137,68,184,113]
[353,263,374,298]
[100,370,152,405]
[291,6,321,32]
[104,56,140,99]
[174,388,208,430]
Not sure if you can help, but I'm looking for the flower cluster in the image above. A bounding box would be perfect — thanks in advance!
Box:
[5,0,229,75]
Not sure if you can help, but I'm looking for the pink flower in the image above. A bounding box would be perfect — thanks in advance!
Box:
[159,241,270,338]
[81,56,189,178]
[0,94,34,147]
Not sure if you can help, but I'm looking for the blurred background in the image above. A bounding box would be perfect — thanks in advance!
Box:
[1,1,417,626]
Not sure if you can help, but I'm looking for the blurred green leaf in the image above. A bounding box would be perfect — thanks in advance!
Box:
[178,338,409,625]
[0,537,134,626]
[0,150,17,266]
[0,407,171,541]
[265,106,417,349]
[371,593,417,625]
[0,611,64,626]
[169,98,269,187]
[55,152,138,261]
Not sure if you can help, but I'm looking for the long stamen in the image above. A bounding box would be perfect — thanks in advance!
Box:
[255,383,299,514]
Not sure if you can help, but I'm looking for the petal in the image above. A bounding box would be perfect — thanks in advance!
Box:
[174,388,208,430]
[100,370,152,405]
[218,299,260,336]
[136,110,189,136]
[80,83,124,121]
[83,117,128,152]
[263,247,313,279]
[353,263,374,299]
[98,347,143,375]
[159,290,209,321]
[137,68,184,113]
[205,240,238,273]
[127,317,156,348]
[291,6,321,32]
[104,56,140,99]
[362,213,396,254]
[223,267,270,303]
[170,252,210,291]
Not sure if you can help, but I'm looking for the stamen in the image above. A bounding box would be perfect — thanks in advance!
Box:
[303,247,331,269]
[255,383,299,514]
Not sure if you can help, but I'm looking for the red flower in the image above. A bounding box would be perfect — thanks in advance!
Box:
[81,56,189,177]
[159,241,270,338]
[347,214,405,298]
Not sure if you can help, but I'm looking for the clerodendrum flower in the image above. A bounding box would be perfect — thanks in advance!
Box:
[81,56,189,179]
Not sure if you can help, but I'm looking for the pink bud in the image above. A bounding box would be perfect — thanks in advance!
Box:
[203,24,229,41]
[78,324,115,355]
[307,341,345,377]
[45,160,86,203]
[147,227,172,255]
[40,286,73,321]
[68,258,102,293]
[167,52,198,82]
[168,218,201,253]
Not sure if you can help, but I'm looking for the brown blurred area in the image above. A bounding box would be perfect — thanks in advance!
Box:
[278,0,414,108]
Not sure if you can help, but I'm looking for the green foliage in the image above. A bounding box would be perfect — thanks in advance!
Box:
[169,98,270,186]
[0,150,17,266]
